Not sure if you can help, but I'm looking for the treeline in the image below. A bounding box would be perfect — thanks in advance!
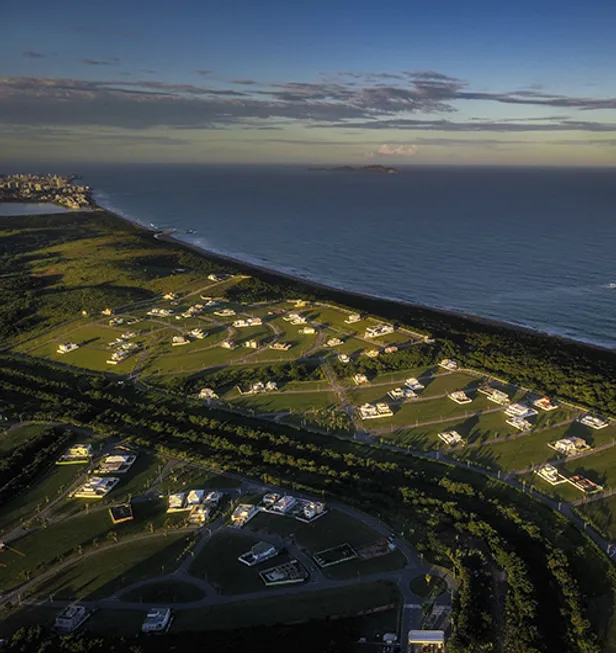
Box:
[0,354,613,652]
[2,618,358,653]
[0,425,73,513]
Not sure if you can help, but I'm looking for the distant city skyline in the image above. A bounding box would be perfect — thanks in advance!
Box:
[1,0,615,166]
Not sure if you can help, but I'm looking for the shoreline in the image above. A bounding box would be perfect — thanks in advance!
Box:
[90,204,616,355]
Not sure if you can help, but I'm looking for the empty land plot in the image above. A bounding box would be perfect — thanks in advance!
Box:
[0,464,85,532]
[561,439,616,489]
[156,465,241,494]
[29,533,189,600]
[121,579,206,603]
[227,391,338,415]
[0,422,54,454]
[308,307,364,333]
[367,367,437,386]
[189,530,289,594]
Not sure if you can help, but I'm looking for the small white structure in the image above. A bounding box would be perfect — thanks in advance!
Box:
[405,378,425,391]
[172,335,190,346]
[204,490,223,506]
[549,437,590,455]
[507,416,532,431]
[408,630,445,651]
[448,390,472,405]
[96,453,137,474]
[189,504,212,525]
[383,345,398,354]
[364,324,394,339]
[141,608,172,634]
[299,326,316,334]
[388,387,406,400]
[487,389,510,405]
[214,308,236,317]
[57,342,79,354]
[338,354,350,363]
[269,342,292,351]
[101,308,113,316]
[505,403,538,419]
[167,493,187,512]
[357,402,393,420]
[265,381,278,391]
[345,313,361,324]
[107,350,129,365]
[580,415,609,430]
[238,541,279,566]
[185,489,205,506]
[57,443,92,464]
[147,307,173,317]
[438,430,464,446]
[536,464,568,485]
[326,337,343,347]
[365,349,380,358]
[233,317,262,328]
[199,387,218,400]
[220,338,237,349]
[72,476,120,499]
[299,500,326,521]
[244,339,259,349]
[353,373,369,385]
[439,359,458,371]
[55,605,90,633]
[120,331,137,340]
[272,495,298,514]
[163,292,178,300]
[283,312,307,325]
[231,503,259,527]
[109,317,124,327]
[190,328,207,339]
[534,396,559,411]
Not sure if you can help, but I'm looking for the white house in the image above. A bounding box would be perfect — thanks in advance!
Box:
[199,387,218,400]
[338,354,350,363]
[364,324,394,338]
[388,387,406,400]
[167,492,187,512]
[185,489,205,506]
[580,415,609,430]
[326,337,343,347]
[231,503,259,526]
[272,495,298,514]
[172,335,190,346]
[439,359,458,371]
[534,396,559,411]
[448,390,472,405]
[238,541,279,566]
[353,373,369,385]
[299,326,316,334]
[487,389,510,405]
[57,443,92,464]
[408,630,445,651]
[405,378,425,391]
[345,313,361,324]
[141,608,172,634]
[190,328,207,339]
[72,476,120,499]
[244,339,259,349]
[220,338,237,349]
[549,437,590,456]
[214,308,236,317]
[55,605,90,633]
[505,403,538,419]
[438,430,464,446]
[57,342,79,354]
[269,342,292,351]
[357,403,393,419]
[536,464,567,485]
[506,416,532,431]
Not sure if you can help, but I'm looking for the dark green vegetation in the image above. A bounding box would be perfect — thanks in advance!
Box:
[1,209,616,652]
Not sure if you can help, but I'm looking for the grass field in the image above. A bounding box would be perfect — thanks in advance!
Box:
[30,533,189,600]
[0,464,85,533]
[156,464,242,494]
[121,578,206,603]
[0,423,55,454]
[227,390,338,415]
[189,530,289,594]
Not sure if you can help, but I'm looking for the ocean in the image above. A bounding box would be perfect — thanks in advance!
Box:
[16,164,616,348]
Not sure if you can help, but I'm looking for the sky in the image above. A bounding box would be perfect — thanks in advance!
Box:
[1,0,615,166]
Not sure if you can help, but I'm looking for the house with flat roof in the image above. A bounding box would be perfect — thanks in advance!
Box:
[272,495,298,514]
[383,345,398,354]
[364,324,394,339]
[199,387,218,400]
[535,464,568,486]
[505,403,538,419]
[353,373,369,385]
[580,415,609,430]
[55,605,90,633]
[190,328,207,339]
[259,560,308,586]
[405,378,425,391]
[408,629,445,652]
[486,389,509,405]
[338,353,350,363]
[244,339,259,349]
[438,430,464,446]
[96,453,137,475]
[186,489,205,507]
[326,337,343,347]
[57,342,79,354]
[167,492,187,512]
[189,504,212,525]
[549,437,591,456]
[357,402,393,419]
[107,350,129,365]
[534,396,559,411]
[231,503,259,526]
[448,390,472,405]
[269,342,292,351]
[163,292,178,300]
[172,335,190,346]
[388,387,406,400]
[439,359,458,371]
[109,503,134,524]
[569,475,603,493]
[220,338,237,349]
[299,326,316,334]
[72,476,119,499]
[238,541,279,566]
[507,416,532,431]
[141,608,172,633]
[345,313,361,324]
[214,308,236,317]
[233,317,262,328]
[57,443,92,464]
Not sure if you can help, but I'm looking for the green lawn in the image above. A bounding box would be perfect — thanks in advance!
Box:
[409,573,448,599]
[577,496,616,542]
[156,465,242,494]
[0,422,56,455]
[171,580,400,632]
[121,578,206,603]
[561,439,616,488]
[30,533,189,600]
[227,390,338,415]
[0,464,85,532]
[189,530,286,594]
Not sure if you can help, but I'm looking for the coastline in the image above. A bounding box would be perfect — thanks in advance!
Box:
[91,204,616,355]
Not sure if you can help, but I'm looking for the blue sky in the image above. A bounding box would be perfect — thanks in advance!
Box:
[1,0,615,165]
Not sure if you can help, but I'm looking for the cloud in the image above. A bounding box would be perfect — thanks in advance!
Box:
[375,143,418,156]
[22,51,46,59]
[82,58,120,66]
[232,79,258,85]
[0,73,615,135]
[195,70,212,76]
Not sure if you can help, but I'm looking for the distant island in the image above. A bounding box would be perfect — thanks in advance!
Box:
[309,165,399,174]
